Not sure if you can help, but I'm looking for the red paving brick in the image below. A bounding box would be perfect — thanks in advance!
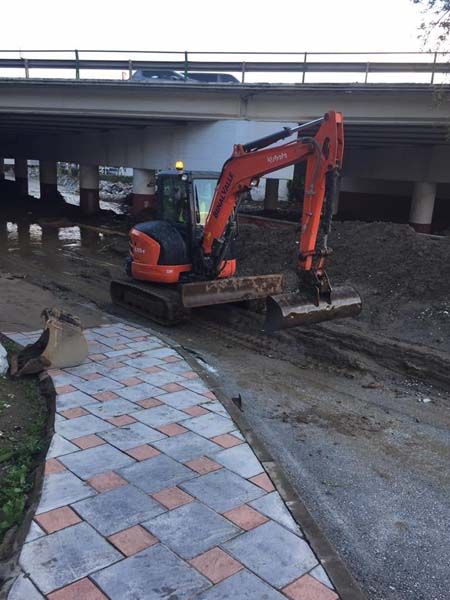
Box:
[94,391,119,402]
[152,486,194,509]
[47,577,108,599]
[183,405,209,417]
[59,407,88,419]
[249,472,275,492]
[157,423,188,437]
[88,471,128,492]
[190,547,243,583]
[72,434,106,449]
[44,458,66,475]
[184,456,222,474]
[283,574,338,600]
[55,385,76,395]
[89,354,107,361]
[108,525,158,556]
[35,506,81,534]
[136,398,163,409]
[83,372,103,381]
[211,433,243,448]
[125,445,160,460]
[223,505,269,530]
[143,366,164,373]
[182,370,199,379]
[161,383,186,392]
[121,377,143,386]
[163,355,181,363]
[203,391,217,400]
[107,415,137,426]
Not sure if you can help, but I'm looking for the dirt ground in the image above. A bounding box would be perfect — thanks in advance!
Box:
[237,221,450,353]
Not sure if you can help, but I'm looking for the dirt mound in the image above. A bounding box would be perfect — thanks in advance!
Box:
[237,221,450,351]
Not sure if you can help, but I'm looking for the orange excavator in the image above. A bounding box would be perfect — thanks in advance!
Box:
[111,111,362,331]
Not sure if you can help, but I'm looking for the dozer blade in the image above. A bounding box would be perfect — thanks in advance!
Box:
[181,274,284,309]
[265,285,362,333]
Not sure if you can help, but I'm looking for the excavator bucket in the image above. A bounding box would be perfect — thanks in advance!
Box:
[265,285,362,333]
[181,274,284,308]
[10,308,89,376]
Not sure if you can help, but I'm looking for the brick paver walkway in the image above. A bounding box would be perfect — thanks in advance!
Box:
[6,323,339,600]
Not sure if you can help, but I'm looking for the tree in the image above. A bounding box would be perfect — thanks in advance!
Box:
[413,0,450,44]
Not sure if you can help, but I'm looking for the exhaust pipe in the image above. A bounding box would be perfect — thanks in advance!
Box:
[265,285,362,333]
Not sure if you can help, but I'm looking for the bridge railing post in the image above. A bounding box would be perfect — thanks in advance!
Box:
[128,60,133,80]
[431,51,437,84]
[365,62,370,83]
[241,62,246,83]
[23,58,29,79]
[184,51,189,81]
[75,49,80,80]
[302,52,307,83]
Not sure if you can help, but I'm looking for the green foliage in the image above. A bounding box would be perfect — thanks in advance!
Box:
[413,0,450,44]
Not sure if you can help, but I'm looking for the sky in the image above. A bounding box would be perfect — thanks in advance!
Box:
[2,0,424,53]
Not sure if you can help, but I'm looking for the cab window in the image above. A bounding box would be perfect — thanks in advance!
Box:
[194,178,218,225]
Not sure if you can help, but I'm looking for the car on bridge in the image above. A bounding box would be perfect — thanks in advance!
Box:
[131,70,239,84]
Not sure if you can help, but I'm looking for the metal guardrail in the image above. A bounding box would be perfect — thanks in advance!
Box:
[0,50,448,84]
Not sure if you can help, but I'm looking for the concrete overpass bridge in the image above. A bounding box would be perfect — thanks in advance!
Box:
[1,51,450,231]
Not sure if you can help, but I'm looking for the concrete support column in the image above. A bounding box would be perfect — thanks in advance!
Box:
[264,178,279,211]
[409,182,436,233]
[132,168,156,215]
[79,165,99,215]
[15,159,28,196]
[0,158,4,180]
[40,160,58,200]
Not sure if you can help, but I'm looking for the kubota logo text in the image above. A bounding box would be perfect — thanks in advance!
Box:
[267,152,288,164]
[212,172,234,219]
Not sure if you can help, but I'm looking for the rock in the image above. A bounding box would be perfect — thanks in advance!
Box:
[0,342,8,376]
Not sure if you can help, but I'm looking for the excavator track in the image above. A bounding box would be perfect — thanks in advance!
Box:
[110,279,190,326]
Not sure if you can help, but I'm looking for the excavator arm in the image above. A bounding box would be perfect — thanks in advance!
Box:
[200,112,343,284]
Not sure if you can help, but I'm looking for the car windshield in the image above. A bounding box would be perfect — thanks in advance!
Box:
[194,178,218,225]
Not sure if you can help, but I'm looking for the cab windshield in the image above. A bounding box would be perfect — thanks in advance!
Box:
[157,175,218,226]
[194,178,218,225]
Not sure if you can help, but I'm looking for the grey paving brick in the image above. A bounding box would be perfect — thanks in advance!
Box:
[87,341,111,354]
[99,422,166,450]
[201,401,228,417]
[20,522,121,595]
[73,485,166,536]
[180,469,265,513]
[310,564,334,590]
[92,335,132,348]
[46,434,78,458]
[104,348,138,358]
[223,520,317,588]
[65,363,101,377]
[59,444,135,480]
[55,390,99,411]
[160,360,192,373]
[25,521,46,543]
[116,382,162,402]
[249,492,302,535]
[55,414,114,440]
[195,569,285,599]
[8,573,44,600]
[84,398,138,418]
[119,453,196,494]
[53,373,84,387]
[97,365,142,381]
[120,327,152,338]
[123,355,164,369]
[144,501,240,559]
[152,431,222,462]
[132,405,189,428]
[126,340,162,351]
[214,444,263,479]
[92,544,209,599]
[181,379,210,394]
[143,346,178,359]
[156,389,208,410]
[137,370,185,387]
[229,429,245,441]
[183,413,235,438]
[36,471,96,514]
[75,376,125,395]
